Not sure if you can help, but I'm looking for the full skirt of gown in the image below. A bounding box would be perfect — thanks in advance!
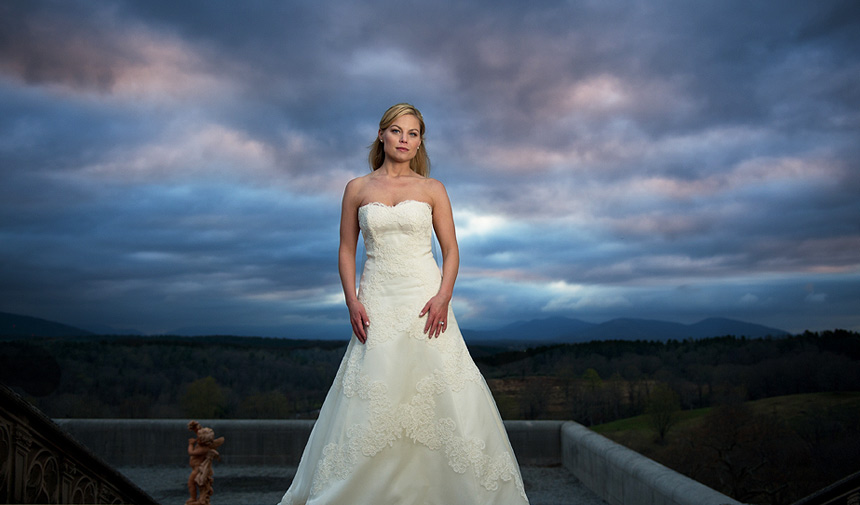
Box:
[278,200,529,505]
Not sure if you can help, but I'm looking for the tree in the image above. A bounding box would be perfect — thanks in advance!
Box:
[182,376,227,419]
[521,378,549,419]
[646,382,680,444]
[581,368,605,425]
[678,403,803,505]
[239,390,291,419]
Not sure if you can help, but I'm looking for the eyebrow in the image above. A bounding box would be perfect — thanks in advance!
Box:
[391,123,420,132]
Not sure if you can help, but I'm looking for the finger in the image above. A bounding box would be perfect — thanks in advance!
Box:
[352,317,367,343]
[419,301,431,317]
[423,311,435,334]
[360,318,369,344]
[429,319,442,339]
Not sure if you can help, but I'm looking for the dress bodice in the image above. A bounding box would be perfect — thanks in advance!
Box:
[358,200,435,277]
[356,199,441,349]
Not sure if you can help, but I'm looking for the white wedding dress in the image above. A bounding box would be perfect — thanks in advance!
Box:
[279,199,529,505]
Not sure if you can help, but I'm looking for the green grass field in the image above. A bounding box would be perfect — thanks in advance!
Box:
[590,391,860,461]
[594,391,860,433]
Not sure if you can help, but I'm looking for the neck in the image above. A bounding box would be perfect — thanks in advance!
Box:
[377,160,414,177]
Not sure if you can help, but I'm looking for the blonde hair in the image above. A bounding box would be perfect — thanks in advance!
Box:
[368,103,430,177]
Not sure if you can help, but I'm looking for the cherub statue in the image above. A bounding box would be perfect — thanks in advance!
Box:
[186,420,225,505]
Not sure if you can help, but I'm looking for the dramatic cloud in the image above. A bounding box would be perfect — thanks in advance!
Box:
[1,0,858,337]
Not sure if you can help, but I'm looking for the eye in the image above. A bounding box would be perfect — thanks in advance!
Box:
[409,132,418,137]
[391,128,400,134]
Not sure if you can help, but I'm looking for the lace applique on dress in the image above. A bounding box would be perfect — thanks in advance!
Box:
[312,347,525,500]
[358,201,439,349]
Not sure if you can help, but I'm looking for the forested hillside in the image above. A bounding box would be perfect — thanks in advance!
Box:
[2,330,857,423]
[1,336,347,419]
[592,391,860,505]
[480,329,860,423]
[3,330,859,505]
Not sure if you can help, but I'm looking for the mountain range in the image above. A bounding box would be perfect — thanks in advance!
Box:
[0,312,94,338]
[459,316,789,343]
[0,311,789,343]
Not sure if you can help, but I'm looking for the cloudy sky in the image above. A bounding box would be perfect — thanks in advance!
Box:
[1,0,858,338]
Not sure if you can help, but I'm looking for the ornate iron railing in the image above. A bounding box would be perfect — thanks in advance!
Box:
[0,383,156,504]
[791,470,860,505]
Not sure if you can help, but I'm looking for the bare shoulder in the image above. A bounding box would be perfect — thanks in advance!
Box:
[349,173,374,187]
[345,174,373,194]
[422,177,447,195]
[422,177,451,208]
[342,174,371,208]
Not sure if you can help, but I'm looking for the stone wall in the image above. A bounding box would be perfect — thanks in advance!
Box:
[56,418,745,505]
[55,418,564,468]
[561,422,745,505]
[56,419,314,467]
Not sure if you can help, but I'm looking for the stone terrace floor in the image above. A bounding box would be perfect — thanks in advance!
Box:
[120,464,608,505]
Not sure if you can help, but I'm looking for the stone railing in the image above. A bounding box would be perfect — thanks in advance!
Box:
[0,383,156,504]
[55,418,564,468]
[57,418,745,505]
[561,421,745,505]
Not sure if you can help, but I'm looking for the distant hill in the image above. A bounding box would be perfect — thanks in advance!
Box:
[0,311,789,343]
[462,316,788,343]
[688,317,789,339]
[168,323,346,340]
[571,317,788,342]
[0,312,93,338]
[462,316,596,341]
[80,323,143,336]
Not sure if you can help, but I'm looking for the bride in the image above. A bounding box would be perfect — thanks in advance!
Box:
[279,103,529,505]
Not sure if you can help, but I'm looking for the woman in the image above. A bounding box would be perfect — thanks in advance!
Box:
[279,104,529,505]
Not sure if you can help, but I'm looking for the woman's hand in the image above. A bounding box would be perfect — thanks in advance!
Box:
[420,293,450,339]
[348,299,370,344]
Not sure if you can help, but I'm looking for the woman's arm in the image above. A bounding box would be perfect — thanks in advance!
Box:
[339,179,370,343]
[420,180,459,338]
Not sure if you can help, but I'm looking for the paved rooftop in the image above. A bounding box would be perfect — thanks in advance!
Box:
[120,464,608,505]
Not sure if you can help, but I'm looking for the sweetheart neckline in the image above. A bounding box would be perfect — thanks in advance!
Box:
[359,199,432,211]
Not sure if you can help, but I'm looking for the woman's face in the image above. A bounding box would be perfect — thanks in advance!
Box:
[379,114,421,164]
